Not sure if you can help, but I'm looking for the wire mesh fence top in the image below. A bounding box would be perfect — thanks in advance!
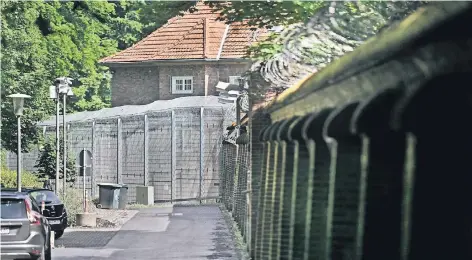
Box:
[38,96,232,126]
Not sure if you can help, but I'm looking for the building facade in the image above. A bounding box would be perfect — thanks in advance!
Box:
[100,2,266,107]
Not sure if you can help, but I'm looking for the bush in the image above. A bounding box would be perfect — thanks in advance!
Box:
[35,138,77,183]
[1,164,44,188]
[58,188,95,226]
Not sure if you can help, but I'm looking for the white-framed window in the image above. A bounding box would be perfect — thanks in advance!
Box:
[229,76,241,85]
[172,76,193,94]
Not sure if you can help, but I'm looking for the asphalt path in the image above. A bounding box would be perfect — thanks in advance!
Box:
[52,205,238,260]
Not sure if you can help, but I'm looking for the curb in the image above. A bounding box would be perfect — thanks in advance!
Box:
[67,209,139,232]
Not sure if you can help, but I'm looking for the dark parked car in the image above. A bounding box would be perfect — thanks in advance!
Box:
[2,188,68,239]
[0,191,52,260]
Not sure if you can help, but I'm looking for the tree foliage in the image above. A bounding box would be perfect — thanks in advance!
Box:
[35,136,77,183]
[0,166,44,189]
[1,0,193,153]
[207,0,324,29]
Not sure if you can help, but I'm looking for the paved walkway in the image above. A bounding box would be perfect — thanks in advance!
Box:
[52,206,238,260]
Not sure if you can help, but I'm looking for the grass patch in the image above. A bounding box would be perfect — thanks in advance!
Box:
[58,188,94,227]
[219,204,251,260]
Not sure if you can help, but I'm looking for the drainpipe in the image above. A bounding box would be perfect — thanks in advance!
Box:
[217,25,230,60]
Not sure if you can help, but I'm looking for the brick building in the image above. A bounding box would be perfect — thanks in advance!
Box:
[99,1,266,107]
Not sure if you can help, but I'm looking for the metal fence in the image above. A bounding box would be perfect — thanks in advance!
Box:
[219,3,472,260]
[6,97,232,204]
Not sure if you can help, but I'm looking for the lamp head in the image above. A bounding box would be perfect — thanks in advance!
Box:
[7,93,31,116]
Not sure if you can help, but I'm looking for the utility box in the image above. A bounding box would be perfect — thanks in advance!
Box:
[136,186,154,205]
[98,183,121,209]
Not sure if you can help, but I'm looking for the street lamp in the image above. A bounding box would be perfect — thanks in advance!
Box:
[7,93,31,192]
[62,86,74,197]
[51,77,73,196]
[49,85,60,194]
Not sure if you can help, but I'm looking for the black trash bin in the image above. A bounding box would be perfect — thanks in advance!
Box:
[118,184,129,209]
[97,183,121,209]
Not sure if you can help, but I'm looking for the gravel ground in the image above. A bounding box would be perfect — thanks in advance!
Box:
[69,208,139,231]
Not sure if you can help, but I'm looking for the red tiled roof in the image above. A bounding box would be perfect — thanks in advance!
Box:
[100,2,267,63]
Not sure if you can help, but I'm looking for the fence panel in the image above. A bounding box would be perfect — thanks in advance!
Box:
[68,122,93,197]
[202,108,224,199]
[235,131,250,240]
[148,111,172,201]
[6,148,40,174]
[94,119,118,185]
[174,108,201,200]
[121,116,145,203]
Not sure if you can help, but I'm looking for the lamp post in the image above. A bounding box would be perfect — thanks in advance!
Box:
[62,87,74,197]
[7,93,31,192]
[49,85,60,194]
[51,77,73,196]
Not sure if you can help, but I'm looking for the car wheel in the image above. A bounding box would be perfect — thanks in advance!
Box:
[55,230,64,239]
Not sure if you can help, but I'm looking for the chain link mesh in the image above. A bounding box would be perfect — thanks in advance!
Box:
[174,108,201,200]
[203,109,224,199]
[94,119,119,186]
[148,111,172,202]
[68,121,93,197]
[121,116,145,203]
[5,97,230,206]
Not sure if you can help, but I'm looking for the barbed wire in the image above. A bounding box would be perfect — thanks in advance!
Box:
[251,1,425,89]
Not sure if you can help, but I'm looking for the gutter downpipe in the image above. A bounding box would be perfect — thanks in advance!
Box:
[217,25,230,60]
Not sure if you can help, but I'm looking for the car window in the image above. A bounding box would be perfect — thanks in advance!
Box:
[29,196,41,212]
[0,199,27,219]
[30,190,60,204]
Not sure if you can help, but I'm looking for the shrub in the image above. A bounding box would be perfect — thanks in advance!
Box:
[35,137,77,183]
[1,164,44,188]
[58,188,95,226]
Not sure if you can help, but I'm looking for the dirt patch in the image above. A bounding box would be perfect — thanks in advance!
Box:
[97,218,116,228]
[70,209,138,230]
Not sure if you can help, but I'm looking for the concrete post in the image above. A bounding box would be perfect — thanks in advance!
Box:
[91,120,96,197]
[117,118,122,184]
[144,114,149,186]
[171,110,176,203]
[199,107,204,203]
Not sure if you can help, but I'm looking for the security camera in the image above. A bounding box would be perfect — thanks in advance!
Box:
[54,77,74,94]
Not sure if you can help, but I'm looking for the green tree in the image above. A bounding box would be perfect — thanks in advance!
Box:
[1,0,55,153]
[207,0,324,29]
[1,0,207,154]
[35,137,77,184]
